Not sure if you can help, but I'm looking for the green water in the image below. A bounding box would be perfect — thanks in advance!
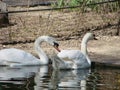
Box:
[0,66,120,90]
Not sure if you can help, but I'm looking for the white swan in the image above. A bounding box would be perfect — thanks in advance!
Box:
[52,33,97,69]
[0,36,59,67]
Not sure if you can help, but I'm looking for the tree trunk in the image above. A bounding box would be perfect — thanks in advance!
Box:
[0,1,9,27]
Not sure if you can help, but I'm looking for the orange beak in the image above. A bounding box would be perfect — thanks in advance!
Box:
[53,42,61,52]
[54,45,61,52]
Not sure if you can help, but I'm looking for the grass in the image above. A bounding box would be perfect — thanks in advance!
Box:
[53,0,120,13]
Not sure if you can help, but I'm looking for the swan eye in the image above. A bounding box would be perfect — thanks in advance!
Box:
[93,34,97,40]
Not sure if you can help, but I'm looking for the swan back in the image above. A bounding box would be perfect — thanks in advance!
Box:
[0,48,40,66]
[57,50,90,68]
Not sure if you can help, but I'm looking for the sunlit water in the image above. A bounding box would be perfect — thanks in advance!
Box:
[0,65,120,90]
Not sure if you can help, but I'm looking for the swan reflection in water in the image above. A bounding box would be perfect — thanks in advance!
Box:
[0,66,90,90]
[0,66,50,90]
[34,66,90,90]
[48,69,90,90]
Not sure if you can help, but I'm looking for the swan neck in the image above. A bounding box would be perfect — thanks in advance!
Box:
[34,37,48,64]
[81,37,88,55]
[81,37,91,65]
[81,44,87,54]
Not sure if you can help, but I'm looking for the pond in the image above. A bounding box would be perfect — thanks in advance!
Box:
[0,65,120,90]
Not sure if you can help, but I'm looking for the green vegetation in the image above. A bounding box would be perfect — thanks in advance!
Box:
[53,0,120,12]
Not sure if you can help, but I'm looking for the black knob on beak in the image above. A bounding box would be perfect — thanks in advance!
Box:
[53,42,59,47]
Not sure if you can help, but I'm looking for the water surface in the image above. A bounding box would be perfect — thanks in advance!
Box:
[0,66,120,90]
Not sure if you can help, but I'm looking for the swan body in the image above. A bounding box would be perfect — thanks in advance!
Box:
[0,48,41,66]
[0,36,59,67]
[52,33,97,69]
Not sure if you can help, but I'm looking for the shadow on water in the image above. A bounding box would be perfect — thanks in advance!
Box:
[91,52,120,69]
[0,65,120,90]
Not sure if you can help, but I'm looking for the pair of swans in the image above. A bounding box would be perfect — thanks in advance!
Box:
[52,33,97,69]
[0,33,97,69]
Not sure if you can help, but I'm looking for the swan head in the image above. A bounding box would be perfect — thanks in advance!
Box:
[83,33,97,43]
[35,36,60,52]
[42,36,60,52]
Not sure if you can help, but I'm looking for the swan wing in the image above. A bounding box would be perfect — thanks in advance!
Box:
[57,50,86,61]
[52,55,74,69]
[52,50,90,69]
[57,50,89,68]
